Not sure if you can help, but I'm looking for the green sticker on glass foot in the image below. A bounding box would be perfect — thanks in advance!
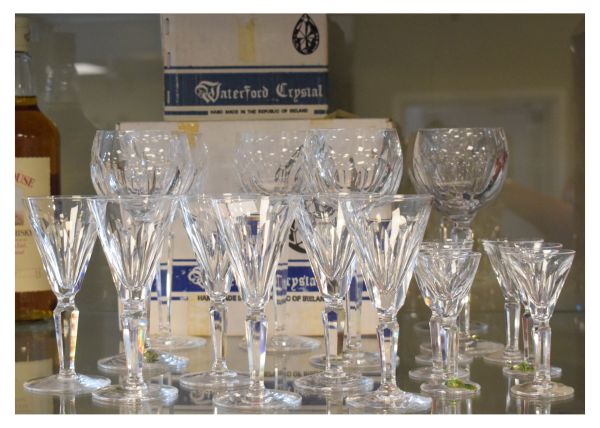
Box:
[511,362,534,373]
[444,378,478,391]
[144,349,160,363]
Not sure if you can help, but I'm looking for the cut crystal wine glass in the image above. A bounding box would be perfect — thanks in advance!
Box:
[415,248,482,398]
[293,194,374,396]
[23,196,111,395]
[303,127,403,372]
[411,127,509,357]
[233,130,319,354]
[409,240,473,382]
[502,247,576,400]
[211,194,302,410]
[342,194,433,412]
[88,195,179,404]
[91,130,204,373]
[178,194,251,390]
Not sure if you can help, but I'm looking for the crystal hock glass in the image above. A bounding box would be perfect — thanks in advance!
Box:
[503,248,576,400]
[412,127,509,357]
[342,194,433,412]
[415,248,482,398]
[88,195,179,404]
[233,130,319,354]
[499,242,565,379]
[23,196,111,394]
[91,130,201,374]
[304,127,403,372]
[409,240,473,382]
[481,239,549,367]
[293,194,374,396]
[178,194,251,390]
[211,194,302,410]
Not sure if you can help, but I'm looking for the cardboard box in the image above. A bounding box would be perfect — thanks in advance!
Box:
[161,14,328,121]
[118,119,392,336]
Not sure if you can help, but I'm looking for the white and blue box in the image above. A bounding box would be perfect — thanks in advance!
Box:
[118,118,392,336]
[161,14,328,121]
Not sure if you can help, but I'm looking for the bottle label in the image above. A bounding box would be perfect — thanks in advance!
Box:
[15,157,51,293]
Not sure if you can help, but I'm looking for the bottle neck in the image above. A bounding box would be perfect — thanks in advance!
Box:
[15,51,35,98]
[43,63,79,104]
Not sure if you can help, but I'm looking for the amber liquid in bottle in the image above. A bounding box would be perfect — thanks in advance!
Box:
[15,20,60,321]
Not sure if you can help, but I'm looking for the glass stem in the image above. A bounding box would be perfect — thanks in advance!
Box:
[209,299,228,373]
[429,313,443,376]
[273,260,288,337]
[121,299,148,390]
[458,294,471,340]
[377,316,399,389]
[522,307,533,363]
[322,299,345,376]
[532,319,552,387]
[440,316,459,381]
[54,296,78,378]
[504,299,521,357]
[344,268,363,354]
[245,308,267,397]
[156,231,174,337]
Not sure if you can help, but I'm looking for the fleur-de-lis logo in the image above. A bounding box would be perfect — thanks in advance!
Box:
[194,80,222,104]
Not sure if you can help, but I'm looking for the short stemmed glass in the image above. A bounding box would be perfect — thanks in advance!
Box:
[497,241,563,378]
[342,194,433,412]
[412,127,509,357]
[304,127,403,372]
[293,194,374,396]
[409,240,473,382]
[178,195,251,390]
[89,195,179,404]
[23,196,111,394]
[91,130,201,373]
[233,130,319,354]
[211,194,302,410]
[503,248,576,400]
[415,248,482,398]
[481,239,544,367]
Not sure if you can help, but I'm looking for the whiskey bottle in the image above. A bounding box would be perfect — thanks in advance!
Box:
[15,17,60,320]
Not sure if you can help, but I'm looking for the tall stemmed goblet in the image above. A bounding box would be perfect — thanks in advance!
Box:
[481,239,550,368]
[412,127,509,357]
[178,195,251,390]
[91,130,202,374]
[342,194,433,412]
[211,194,302,410]
[293,194,374,396]
[416,248,482,398]
[502,248,576,400]
[89,195,179,404]
[498,242,564,379]
[304,127,403,372]
[23,196,110,394]
[233,130,319,354]
[409,240,473,382]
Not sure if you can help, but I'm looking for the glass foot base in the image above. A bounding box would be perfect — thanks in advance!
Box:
[346,385,432,413]
[503,364,562,379]
[462,340,504,357]
[293,370,374,396]
[409,366,469,382]
[483,350,524,365]
[414,320,488,336]
[24,373,111,395]
[147,335,206,351]
[97,350,188,374]
[309,351,381,374]
[414,351,473,366]
[511,381,574,400]
[92,383,179,405]
[421,379,481,398]
[179,370,251,390]
[213,388,302,411]
[238,334,320,354]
